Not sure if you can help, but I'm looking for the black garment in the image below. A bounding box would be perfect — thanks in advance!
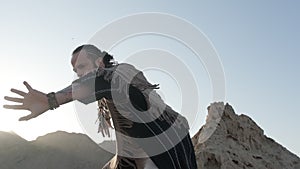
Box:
[151,134,197,169]
[72,64,198,169]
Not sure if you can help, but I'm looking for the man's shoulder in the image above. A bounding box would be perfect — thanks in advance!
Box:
[115,63,140,72]
[116,63,134,68]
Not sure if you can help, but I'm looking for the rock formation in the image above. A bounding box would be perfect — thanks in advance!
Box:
[192,102,300,169]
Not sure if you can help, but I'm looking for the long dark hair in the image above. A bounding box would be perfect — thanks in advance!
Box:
[72,44,115,68]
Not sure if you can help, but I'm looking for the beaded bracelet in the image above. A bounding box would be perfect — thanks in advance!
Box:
[47,92,59,110]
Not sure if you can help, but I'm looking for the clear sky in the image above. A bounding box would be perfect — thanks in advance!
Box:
[0,0,299,156]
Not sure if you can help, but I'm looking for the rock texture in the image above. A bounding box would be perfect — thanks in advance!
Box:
[192,102,300,169]
[0,131,113,169]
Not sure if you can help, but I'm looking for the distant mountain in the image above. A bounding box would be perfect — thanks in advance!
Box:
[192,102,300,169]
[0,131,34,168]
[98,140,116,153]
[0,131,113,169]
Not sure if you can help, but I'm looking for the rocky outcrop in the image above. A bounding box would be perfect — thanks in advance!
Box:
[192,102,300,169]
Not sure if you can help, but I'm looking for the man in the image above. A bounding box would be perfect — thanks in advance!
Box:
[4,44,197,169]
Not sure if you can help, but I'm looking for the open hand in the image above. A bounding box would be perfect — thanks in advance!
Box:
[3,81,49,121]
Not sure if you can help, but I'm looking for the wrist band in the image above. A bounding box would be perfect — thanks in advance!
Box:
[47,92,59,110]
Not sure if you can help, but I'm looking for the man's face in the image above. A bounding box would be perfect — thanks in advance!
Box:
[71,50,103,77]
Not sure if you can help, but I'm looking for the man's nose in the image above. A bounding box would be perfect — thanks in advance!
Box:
[77,72,83,78]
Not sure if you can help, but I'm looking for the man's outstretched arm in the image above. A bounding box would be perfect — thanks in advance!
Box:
[3,70,110,121]
[3,80,95,121]
[4,81,54,121]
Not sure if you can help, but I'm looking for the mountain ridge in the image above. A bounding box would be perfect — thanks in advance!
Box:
[0,130,114,169]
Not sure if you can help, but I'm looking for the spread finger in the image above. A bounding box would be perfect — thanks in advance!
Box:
[11,89,26,96]
[4,96,24,103]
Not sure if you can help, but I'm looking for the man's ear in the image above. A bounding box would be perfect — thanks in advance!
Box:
[95,57,105,68]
